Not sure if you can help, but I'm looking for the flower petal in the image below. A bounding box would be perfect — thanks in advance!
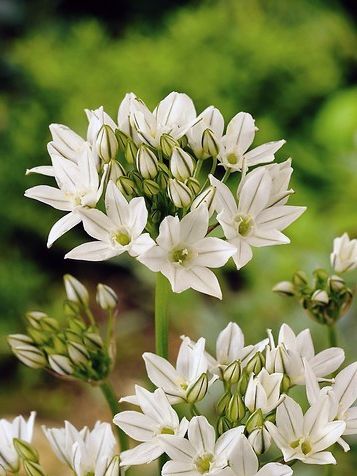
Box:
[65,241,119,261]
[239,167,272,216]
[183,266,222,299]
[310,348,345,378]
[158,435,195,462]
[120,441,163,466]
[216,322,244,365]
[244,140,286,167]
[113,411,155,442]
[226,112,255,155]
[230,238,253,270]
[105,181,129,226]
[179,207,209,244]
[229,434,259,476]
[257,463,292,476]
[161,460,196,476]
[47,212,81,248]
[143,353,181,395]
[255,206,306,231]
[188,416,215,455]
[24,185,72,211]
[193,237,235,268]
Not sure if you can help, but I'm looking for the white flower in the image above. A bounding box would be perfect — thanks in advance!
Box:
[114,386,188,466]
[186,106,224,159]
[331,233,357,273]
[266,395,345,465]
[117,92,152,145]
[122,337,209,405]
[85,106,117,145]
[0,412,36,473]
[138,206,235,299]
[132,91,197,148]
[65,181,153,261]
[25,143,107,247]
[220,434,292,476]
[266,324,345,385]
[210,165,305,269]
[170,147,195,181]
[159,416,244,476]
[245,369,284,415]
[43,421,117,476]
[217,112,285,172]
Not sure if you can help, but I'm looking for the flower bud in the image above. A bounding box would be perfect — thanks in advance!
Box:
[178,135,188,149]
[222,360,241,384]
[157,172,169,190]
[202,128,220,158]
[25,312,47,330]
[272,281,296,296]
[186,177,201,195]
[9,338,47,369]
[117,176,136,196]
[237,371,249,395]
[227,393,245,423]
[168,179,192,208]
[115,129,129,151]
[83,332,104,351]
[186,373,208,403]
[48,354,74,376]
[67,342,90,366]
[96,125,118,163]
[328,275,346,293]
[23,460,47,476]
[96,284,118,310]
[136,145,158,179]
[124,140,138,164]
[40,317,60,333]
[8,333,33,347]
[63,275,89,307]
[143,179,161,197]
[248,427,271,455]
[13,439,39,463]
[216,416,231,436]
[170,147,195,181]
[246,409,264,433]
[281,374,291,393]
[104,456,121,476]
[109,161,126,182]
[246,352,265,375]
[311,289,329,305]
[160,134,179,158]
[27,328,48,346]
[151,209,162,224]
[292,271,308,287]
[191,187,216,216]
[216,391,231,415]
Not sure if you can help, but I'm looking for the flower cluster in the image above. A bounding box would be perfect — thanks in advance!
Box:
[8,275,118,382]
[112,322,355,474]
[25,92,305,298]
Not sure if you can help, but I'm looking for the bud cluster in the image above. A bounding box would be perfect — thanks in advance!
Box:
[13,439,47,476]
[8,275,118,383]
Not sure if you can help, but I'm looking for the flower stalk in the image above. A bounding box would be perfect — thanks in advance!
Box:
[155,272,170,359]
[99,381,128,451]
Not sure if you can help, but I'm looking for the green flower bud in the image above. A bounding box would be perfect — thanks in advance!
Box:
[227,393,245,423]
[178,135,188,149]
[68,317,87,334]
[115,129,130,151]
[25,312,47,330]
[311,289,329,305]
[202,128,220,158]
[248,427,271,455]
[313,268,329,288]
[272,281,296,296]
[96,124,118,163]
[83,332,104,351]
[23,460,47,476]
[168,179,193,208]
[51,335,70,353]
[27,328,48,346]
[96,284,118,310]
[157,161,171,175]
[109,161,126,182]
[191,187,216,217]
[217,416,231,436]
[246,352,265,375]
[124,140,138,164]
[186,177,201,195]
[67,341,90,366]
[292,271,308,288]
[136,145,159,179]
[246,409,264,433]
[8,337,47,369]
[48,354,74,376]
[13,438,39,463]
[281,374,291,393]
[143,179,161,197]
[117,176,136,196]
[157,172,169,190]
[170,147,195,181]
[186,373,208,403]
[223,360,242,384]
[216,391,231,415]
[63,275,89,308]
[104,456,121,476]
[328,275,346,293]
[160,134,179,158]
[150,209,162,224]
[237,371,249,395]
[40,317,60,333]
[339,289,353,317]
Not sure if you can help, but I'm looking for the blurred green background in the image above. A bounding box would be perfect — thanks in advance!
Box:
[0,0,356,474]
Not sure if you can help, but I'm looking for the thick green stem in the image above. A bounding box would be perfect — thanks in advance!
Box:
[100,381,128,451]
[327,325,338,347]
[155,273,170,359]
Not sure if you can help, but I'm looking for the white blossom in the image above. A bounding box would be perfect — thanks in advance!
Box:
[138,206,235,299]
[65,181,153,261]
[114,386,188,466]
[245,369,284,415]
[331,233,357,273]
[186,106,224,159]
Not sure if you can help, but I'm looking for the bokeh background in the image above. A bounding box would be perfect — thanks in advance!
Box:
[0,0,356,474]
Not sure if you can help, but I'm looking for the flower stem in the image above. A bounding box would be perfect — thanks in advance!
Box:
[327,325,338,347]
[100,381,128,451]
[155,273,170,359]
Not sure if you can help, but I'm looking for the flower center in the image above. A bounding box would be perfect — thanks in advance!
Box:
[227,152,239,165]
[171,247,192,265]
[290,438,312,455]
[113,231,131,246]
[195,453,214,474]
[160,426,175,435]
[234,214,254,237]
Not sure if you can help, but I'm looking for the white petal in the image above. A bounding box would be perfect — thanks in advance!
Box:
[276,396,303,440]
[229,434,258,476]
[244,140,286,166]
[333,362,357,413]
[113,411,155,442]
[136,386,178,428]
[226,112,255,154]
[188,416,215,454]
[337,437,350,452]
[157,215,181,250]
[24,185,72,211]
[77,143,99,191]
[303,396,330,437]
[47,212,81,248]
[296,329,315,360]
[52,155,80,193]
[26,165,55,177]
[162,460,196,476]
[216,322,244,365]
[209,175,238,217]
[303,358,321,406]
[143,353,181,395]
[79,208,113,241]
[303,451,336,465]
[179,207,209,244]
[312,421,346,452]
[193,237,235,268]
[215,426,244,458]
[183,266,222,299]
[188,338,208,382]
[138,246,168,272]
[239,167,272,216]
[248,229,290,247]
[158,435,195,462]
[65,241,119,261]
[155,92,196,128]
[345,407,357,435]
[120,441,163,466]
[255,206,306,231]
[130,233,155,257]
[128,197,149,237]
[105,181,128,226]
[257,463,292,476]
[310,348,345,378]
[230,238,253,270]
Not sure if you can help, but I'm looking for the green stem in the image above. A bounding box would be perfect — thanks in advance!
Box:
[222,169,231,183]
[194,159,203,178]
[155,273,170,359]
[325,464,333,476]
[327,325,338,347]
[100,381,128,451]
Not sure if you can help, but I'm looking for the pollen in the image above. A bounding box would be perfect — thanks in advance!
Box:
[160,426,175,435]
[195,453,214,474]
[234,214,254,237]
[113,231,130,246]
[171,247,191,265]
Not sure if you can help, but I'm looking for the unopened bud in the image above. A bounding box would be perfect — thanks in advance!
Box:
[115,129,129,151]
[237,371,249,395]
[246,409,264,433]
[13,439,39,463]
[104,456,121,476]
[23,460,47,476]
[281,374,291,393]
[216,392,231,415]
[170,147,195,181]
[186,373,208,403]
[63,275,89,307]
[217,416,231,436]
[178,135,188,149]
[160,134,179,158]
[96,284,118,310]
[136,145,158,179]
[272,281,296,296]
[124,140,138,164]
[25,312,47,330]
[191,187,216,216]
[27,328,48,346]
[227,393,245,423]
[40,317,60,333]
[328,275,345,293]
[96,125,118,163]
[83,332,104,351]
[48,354,74,376]
[248,427,271,455]
[117,176,136,196]
[168,179,192,208]
[292,271,308,287]
[9,338,47,369]
[246,352,265,375]
[143,179,161,197]
[67,342,90,366]
[151,209,162,224]
[202,128,220,158]
[186,177,201,195]
[157,172,169,190]
[109,161,126,182]
[339,289,353,317]
[223,360,241,384]
[311,289,329,305]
